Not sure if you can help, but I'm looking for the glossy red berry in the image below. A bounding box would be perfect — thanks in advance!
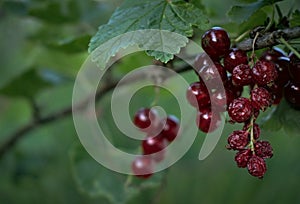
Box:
[247,155,267,179]
[289,53,300,82]
[260,47,286,62]
[131,156,154,178]
[186,81,210,109]
[142,136,166,162]
[254,140,273,159]
[227,130,249,150]
[232,64,253,86]
[228,97,253,123]
[235,149,252,168]
[134,108,158,132]
[161,115,179,142]
[252,60,278,86]
[196,61,227,87]
[275,56,291,86]
[201,27,230,60]
[224,48,248,73]
[196,108,221,133]
[266,83,283,105]
[284,81,300,109]
[251,87,272,111]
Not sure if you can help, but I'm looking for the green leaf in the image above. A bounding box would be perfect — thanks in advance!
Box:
[290,9,300,27]
[89,0,209,65]
[46,34,91,54]
[227,0,283,23]
[70,143,164,204]
[0,69,52,98]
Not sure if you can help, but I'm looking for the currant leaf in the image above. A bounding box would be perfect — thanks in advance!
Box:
[88,0,209,65]
[227,0,283,23]
[290,10,300,27]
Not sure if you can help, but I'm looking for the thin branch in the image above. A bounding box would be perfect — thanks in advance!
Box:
[236,26,300,51]
[0,26,300,159]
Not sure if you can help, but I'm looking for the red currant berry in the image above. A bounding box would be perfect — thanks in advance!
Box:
[225,76,244,98]
[289,53,300,82]
[201,27,230,60]
[131,156,154,178]
[247,155,267,179]
[224,48,248,73]
[266,83,283,105]
[254,140,273,159]
[227,130,249,150]
[235,149,252,168]
[186,81,210,109]
[133,108,158,132]
[232,64,253,86]
[260,47,286,62]
[275,56,291,86]
[228,97,253,123]
[142,136,166,162]
[251,87,272,111]
[196,108,221,133]
[161,115,179,142]
[284,81,300,109]
[252,60,278,86]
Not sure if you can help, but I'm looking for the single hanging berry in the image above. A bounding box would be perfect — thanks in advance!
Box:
[201,27,230,60]
[224,48,248,73]
[196,108,221,133]
[235,149,252,168]
[133,108,158,132]
[232,64,253,86]
[252,60,278,86]
[284,81,300,109]
[186,81,210,109]
[254,140,273,159]
[228,97,253,123]
[161,115,180,142]
[247,155,267,179]
[250,87,272,111]
[227,130,249,150]
[131,156,154,178]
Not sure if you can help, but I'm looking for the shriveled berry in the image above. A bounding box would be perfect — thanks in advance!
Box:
[235,149,252,168]
[134,108,158,132]
[201,27,230,60]
[247,155,267,178]
[161,115,179,142]
[227,130,249,150]
[228,97,253,123]
[252,60,278,86]
[232,64,253,86]
[255,140,273,159]
[224,48,248,73]
[284,81,300,109]
[196,108,221,133]
[186,81,210,109]
[251,87,272,111]
[131,156,154,178]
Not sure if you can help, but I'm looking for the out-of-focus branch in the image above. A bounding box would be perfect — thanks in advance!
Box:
[0,26,300,159]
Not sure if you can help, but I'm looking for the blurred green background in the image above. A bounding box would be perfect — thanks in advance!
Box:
[1,0,300,204]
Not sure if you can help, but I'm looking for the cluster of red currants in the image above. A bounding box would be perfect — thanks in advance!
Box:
[131,108,179,178]
[187,26,299,178]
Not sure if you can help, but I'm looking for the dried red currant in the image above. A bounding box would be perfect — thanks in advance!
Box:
[227,130,249,150]
[235,149,252,168]
[228,97,253,123]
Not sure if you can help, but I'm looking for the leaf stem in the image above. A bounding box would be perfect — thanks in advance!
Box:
[280,37,300,59]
